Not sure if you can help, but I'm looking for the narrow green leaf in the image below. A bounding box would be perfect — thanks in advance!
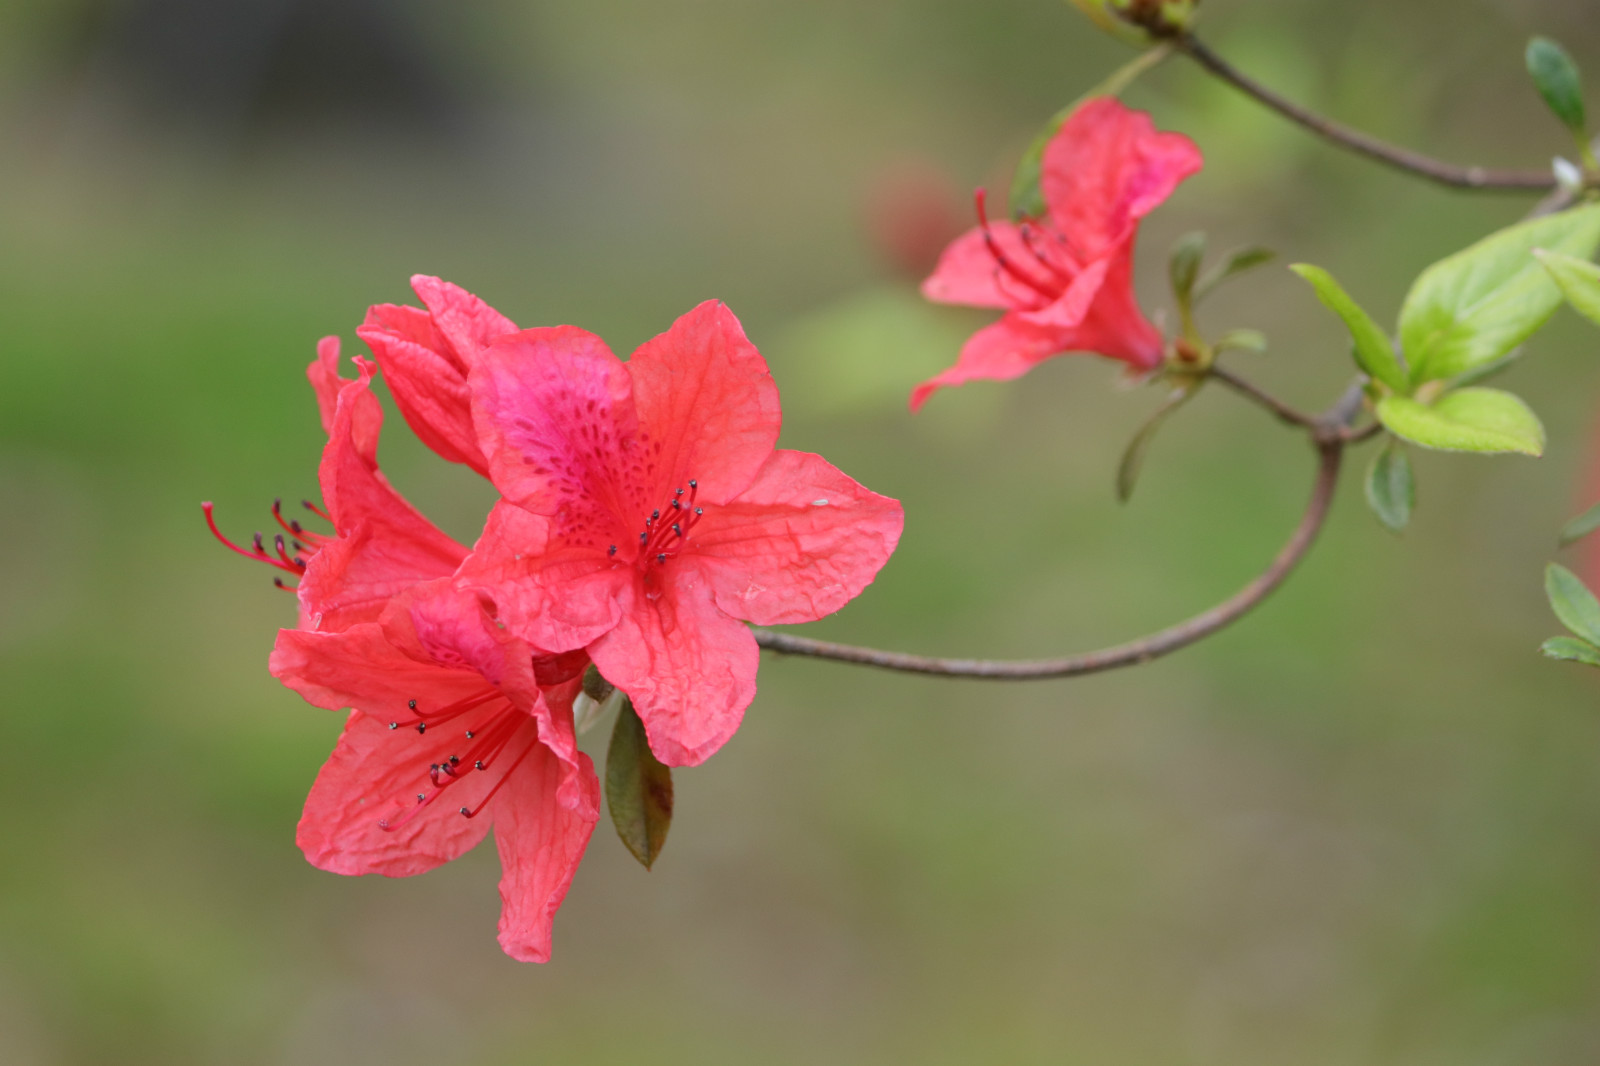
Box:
[1399,205,1600,383]
[1540,635,1600,667]
[605,696,673,870]
[1194,246,1276,301]
[1533,248,1600,328]
[1559,500,1600,547]
[1289,263,1407,391]
[1213,329,1267,355]
[1526,37,1587,137]
[1364,441,1415,533]
[1008,44,1173,219]
[1169,231,1206,307]
[1375,388,1545,456]
[1116,382,1198,502]
[1546,563,1600,644]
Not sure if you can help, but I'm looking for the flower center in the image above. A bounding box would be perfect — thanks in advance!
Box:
[974,188,1080,311]
[203,498,332,592]
[606,478,706,569]
[376,687,542,832]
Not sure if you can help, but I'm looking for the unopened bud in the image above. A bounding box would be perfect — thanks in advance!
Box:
[582,664,615,703]
[1067,0,1198,45]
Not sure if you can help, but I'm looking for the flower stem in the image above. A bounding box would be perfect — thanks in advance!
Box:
[1175,33,1559,192]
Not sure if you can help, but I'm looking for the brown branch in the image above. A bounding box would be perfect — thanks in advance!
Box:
[1175,33,1558,192]
[753,437,1344,678]
[1206,364,1319,427]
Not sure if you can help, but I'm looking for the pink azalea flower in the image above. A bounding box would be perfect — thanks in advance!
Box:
[205,338,468,632]
[357,275,519,476]
[911,97,1203,411]
[459,300,905,767]
[270,580,600,963]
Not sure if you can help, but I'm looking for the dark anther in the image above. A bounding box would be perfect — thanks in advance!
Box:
[448,755,460,765]
[608,545,617,556]
[416,793,425,802]
[407,699,417,710]
[459,807,470,816]
[474,760,485,770]
[274,577,286,588]
[252,532,266,552]
[465,730,474,739]
[429,763,439,773]
[388,722,398,730]
[651,509,660,520]
[671,523,681,536]
[675,488,684,496]
[416,722,427,734]
[688,479,697,488]
[301,500,315,511]
[290,520,303,534]
[694,507,703,515]
[656,553,666,564]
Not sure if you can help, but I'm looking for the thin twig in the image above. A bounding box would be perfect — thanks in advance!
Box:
[1175,34,1557,192]
[754,438,1344,678]
[1207,364,1319,427]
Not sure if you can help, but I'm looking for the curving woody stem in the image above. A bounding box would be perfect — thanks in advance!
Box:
[1174,33,1560,192]
[753,373,1356,678]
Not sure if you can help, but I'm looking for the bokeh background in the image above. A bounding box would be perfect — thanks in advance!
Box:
[4,0,1600,1062]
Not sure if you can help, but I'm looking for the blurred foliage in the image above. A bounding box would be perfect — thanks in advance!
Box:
[3,1,1600,1063]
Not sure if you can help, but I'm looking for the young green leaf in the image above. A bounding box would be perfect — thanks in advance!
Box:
[1559,499,1600,547]
[1375,388,1545,456]
[605,696,673,870]
[1364,441,1415,533]
[1540,635,1600,667]
[1526,37,1587,139]
[1008,45,1173,219]
[1116,382,1198,502]
[1545,563,1600,644]
[1194,247,1276,301]
[1169,231,1206,308]
[1289,264,1407,391]
[1398,205,1600,383]
[1213,328,1267,355]
[1533,248,1600,328]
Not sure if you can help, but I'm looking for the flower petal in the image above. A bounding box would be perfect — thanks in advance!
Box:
[691,449,903,626]
[492,745,600,963]
[455,500,629,652]
[1067,242,1164,368]
[1040,97,1202,260]
[921,223,1075,310]
[410,275,518,366]
[306,335,348,437]
[589,566,758,767]
[626,300,781,506]
[358,304,486,475]
[908,314,1073,411]
[295,709,495,877]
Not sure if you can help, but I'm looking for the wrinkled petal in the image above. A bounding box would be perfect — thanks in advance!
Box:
[909,314,1074,411]
[493,745,600,963]
[411,275,518,367]
[306,335,348,437]
[456,500,628,653]
[296,709,495,877]
[471,327,651,527]
[1067,243,1163,368]
[297,366,467,631]
[271,620,493,716]
[589,567,759,767]
[691,449,903,626]
[921,223,1082,310]
[358,304,486,475]
[627,300,782,505]
[1040,97,1202,260]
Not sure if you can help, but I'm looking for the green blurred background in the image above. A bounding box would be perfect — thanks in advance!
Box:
[3,1,1600,1062]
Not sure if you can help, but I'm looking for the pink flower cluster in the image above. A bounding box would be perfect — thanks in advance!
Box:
[209,289,903,961]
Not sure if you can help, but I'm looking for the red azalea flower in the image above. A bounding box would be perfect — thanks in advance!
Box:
[205,338,468,632]
[911,97,1202,411]
[458,300,905,767]
[270,580,599,963]
[358,275,518,476]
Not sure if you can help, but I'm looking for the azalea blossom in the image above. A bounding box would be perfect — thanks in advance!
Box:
[911,96,1202,411]
[204,339,469,632]
[459,300,905,767]
[270,580,599,962]
[358,275,519,476]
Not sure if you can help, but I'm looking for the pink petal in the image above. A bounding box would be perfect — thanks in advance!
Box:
[1040,98,1202,260]
[908,314,1073,411]
[270,620,494,717]
[358,305,486,475]
[306,336,347,437]
[410,275,518,368]
[1067,243,1164,368]
[492,745,600,963]
[455,500,629,653]
[922,223,1078,310]
[626,301,781,506]
[296,709,496,877]
[691,449,904,626]
[588,566,759,767]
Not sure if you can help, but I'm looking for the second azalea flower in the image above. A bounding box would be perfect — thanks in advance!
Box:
[912,97,1202,410]
[460,300,905,767]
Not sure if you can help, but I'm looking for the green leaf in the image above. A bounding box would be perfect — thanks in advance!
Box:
[1289,263,1407,391]
[1534,248,1600,328]
[1444,346,1524,390]
[1526,37,1587,138]
[1194,246,1276,301]
[1116,382,1198,502]
[1559,499,1600,547]
[1364,441,1415,533]
[1008,45,1173,219]
[1546,563,1600,644]
[1375,388,1545,456]
[605,696,673,870]
[1398,205,1600,383]
[1169,231,1206,307]
[1213,328,1267,355]
[1540,635,1600,667]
